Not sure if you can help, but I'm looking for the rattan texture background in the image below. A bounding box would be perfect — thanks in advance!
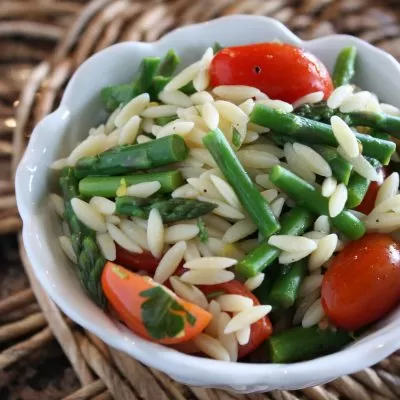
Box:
[1,1,400,399]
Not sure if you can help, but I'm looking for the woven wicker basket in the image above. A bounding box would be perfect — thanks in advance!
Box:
[1,1,400,399]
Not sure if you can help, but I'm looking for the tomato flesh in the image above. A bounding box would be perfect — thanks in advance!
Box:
[321,233,400,331]
[209,43,333,103]
[200,280,273,359]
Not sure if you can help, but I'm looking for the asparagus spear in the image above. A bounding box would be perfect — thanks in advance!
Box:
[295,101,336,122]
[253,263,281,307]
[297,101,400,140]
[115,196,217,222]
[236,207,314,278]
[270,165,366,239]
[149,76,170,100]
[59,168,106,308]
[313,145,353,185]
[268,326,352,363]
[332,46,357,87]
[149,76,196,100]
[346,172,369,209]
[346,159,380,208]
[269,135,353,185]
[268,260,307,309]
[203,129,280,238]
[101,56,161,111]
[251,104,395,164]
[75,135,189,178]
[347,111,400,136]
[158,49,180,77]
[79,170,183,198]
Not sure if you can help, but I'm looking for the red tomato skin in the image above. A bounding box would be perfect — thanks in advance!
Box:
[115,246,160,273]
[355,167,387,214]
[321,233,400,331]
[102,262,212,345]
[200,281,273,359]
[209,43,333,103]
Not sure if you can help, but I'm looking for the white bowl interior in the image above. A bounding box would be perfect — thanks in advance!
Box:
[16,15,400,392]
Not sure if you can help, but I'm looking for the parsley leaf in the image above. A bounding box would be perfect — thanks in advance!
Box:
[197,217,209,243]
[140,286,196,339]
[232,127,242,149]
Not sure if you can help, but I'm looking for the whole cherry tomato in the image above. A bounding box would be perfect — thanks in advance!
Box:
[209,42,333,103]
[321,233,400,331]
[355,167,387,214]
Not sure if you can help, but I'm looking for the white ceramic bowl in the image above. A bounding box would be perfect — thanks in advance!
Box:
[15,15,400,393]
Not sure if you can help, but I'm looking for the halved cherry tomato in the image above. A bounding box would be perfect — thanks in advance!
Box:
[115,245,160,273]
[355,167,387,214]
[321,233,400,331]
[200,280,273,359]
[102,262,212,344]
[209,43,333,103]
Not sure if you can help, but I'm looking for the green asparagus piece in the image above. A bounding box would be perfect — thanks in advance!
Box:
[268,260,307,309]
[295,101,336,122]
[346,172,369,208]
[296,101,400,139]
[332,46,357,87]
[371,130,391,141]
[101,56,161,111]
[251,104,395,164]
[346,158,380,208]
[203,129,280,238]
[149,75,170,100]
[115,196,217,222]
[180,81,196,95]
[101,84,136,113]
[313,145,353,185]
[132,57,162,94]
[149,75,196,98]
[346,112,400,137]
[158,49,180,77]
[79,170,183,198]
[253,263,281,307]
[75,135,189,178]
[270,165,366,239]
[59,168,106,308]
[268,326,352,363]
[236,207,314,278]
[155,115,178,126]
[77,236,107,309]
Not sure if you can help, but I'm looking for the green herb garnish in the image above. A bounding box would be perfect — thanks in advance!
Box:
[212,42,224,54]
[140,286,196,340]
[197,217,208,243]
[232,127,241,149]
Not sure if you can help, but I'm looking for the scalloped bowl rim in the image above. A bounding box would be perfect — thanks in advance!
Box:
[15,15,400,391]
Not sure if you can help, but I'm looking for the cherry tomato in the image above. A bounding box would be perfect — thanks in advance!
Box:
[102,262,212,344]
[115,246,160,273]
[321,233,400,331]
[200,280,273,359]
[209,43,333,103]
[355,167,387,214]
